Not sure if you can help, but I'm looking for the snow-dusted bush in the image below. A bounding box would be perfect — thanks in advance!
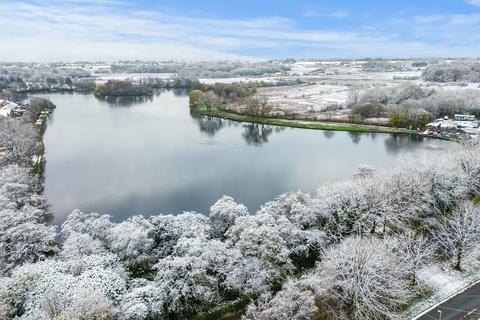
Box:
[243,279,318,320]
[318,150,471,242]
[382,153,468,229]
[209,196,249,237]
[410,89,480,117]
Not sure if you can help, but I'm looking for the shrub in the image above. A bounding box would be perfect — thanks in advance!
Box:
[351,102,386,118]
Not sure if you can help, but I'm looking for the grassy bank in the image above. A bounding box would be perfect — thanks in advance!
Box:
[193,105,417,135]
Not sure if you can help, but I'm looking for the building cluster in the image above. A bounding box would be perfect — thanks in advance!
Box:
[423,114,480,140]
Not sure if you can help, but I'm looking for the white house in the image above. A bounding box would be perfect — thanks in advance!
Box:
[0,99,20,117]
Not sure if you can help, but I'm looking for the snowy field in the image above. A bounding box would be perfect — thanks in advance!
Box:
[199,60,428,120]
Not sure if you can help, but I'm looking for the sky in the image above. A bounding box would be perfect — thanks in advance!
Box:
[1,0,480,62]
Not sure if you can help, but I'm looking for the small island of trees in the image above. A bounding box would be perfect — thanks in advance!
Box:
[94,80,154,97]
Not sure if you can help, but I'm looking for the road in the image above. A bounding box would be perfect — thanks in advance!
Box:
[418,282,480,320]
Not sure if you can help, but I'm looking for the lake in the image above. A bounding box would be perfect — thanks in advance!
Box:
[39,90,451,223]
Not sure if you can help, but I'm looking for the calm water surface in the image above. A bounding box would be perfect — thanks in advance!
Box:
[39,90,451,223]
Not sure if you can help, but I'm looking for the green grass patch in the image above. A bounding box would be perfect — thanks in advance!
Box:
[192,106,414,135]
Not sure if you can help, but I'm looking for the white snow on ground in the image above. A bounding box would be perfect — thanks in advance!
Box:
[402,253,480,319]
[419,265,470,297]
[199,76,286,84]
[259,83,349,112]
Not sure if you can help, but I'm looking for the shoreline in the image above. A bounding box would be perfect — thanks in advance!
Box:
[192,106,451,138]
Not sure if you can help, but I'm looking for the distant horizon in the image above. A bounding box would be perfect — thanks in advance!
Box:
[1,56,480,65]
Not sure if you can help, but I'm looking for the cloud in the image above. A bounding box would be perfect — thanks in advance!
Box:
[303,9,349,18]
[0,0,479,61]
[0,1,358,61]
[466,0,480,7]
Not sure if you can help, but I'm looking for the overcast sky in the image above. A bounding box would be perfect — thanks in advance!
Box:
[1,0,480,62]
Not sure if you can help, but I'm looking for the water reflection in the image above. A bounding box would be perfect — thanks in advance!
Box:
[242,124,274,146]
[189,110,226,136]
[348,131,362,144]
[384,134,427,155]
[323,130,335,139]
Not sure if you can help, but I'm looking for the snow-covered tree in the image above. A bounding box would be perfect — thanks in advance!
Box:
[320,237,411,320]
[436,202,480,270]
[149,212,211,258]
[0,118,37,166]
[120,280,166,320]
[318,178,387,241]
[391,231,434,286]
[60,232,106,261]
[153,240,223,316]
[226,212,323,274]
[0,165,57,276]
[61,210,113,241]
[353,164,376,179]
[0,208,57,276]
[107,216,154,262]
[209,196,248,238]
[258,191,319,228]
[243,279,318,320]
[1,252,126,319]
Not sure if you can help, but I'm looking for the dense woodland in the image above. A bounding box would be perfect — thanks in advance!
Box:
[348,84,480,127]
[110,60,292,78]
[422,61,480,83]
[2,98,480,319]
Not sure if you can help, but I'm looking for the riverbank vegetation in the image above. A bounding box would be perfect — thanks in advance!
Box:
[189,80,480,136]
[189,82,420,134]
[0,97,57,279]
